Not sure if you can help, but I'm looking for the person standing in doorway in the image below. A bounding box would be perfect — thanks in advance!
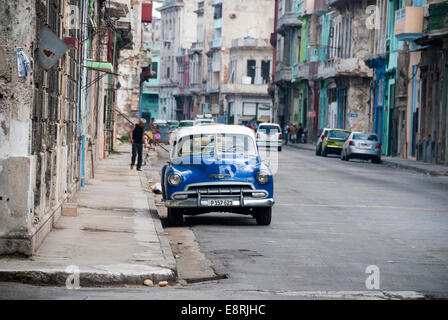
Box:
[129,119,147,171]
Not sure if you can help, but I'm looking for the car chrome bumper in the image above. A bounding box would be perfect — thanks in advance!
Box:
[348,146,381,157]
[165,197,275,208]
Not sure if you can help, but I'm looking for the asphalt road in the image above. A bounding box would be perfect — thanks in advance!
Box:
[1,145,448,299]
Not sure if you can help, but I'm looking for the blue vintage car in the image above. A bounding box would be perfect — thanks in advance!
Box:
[161,124,274,226]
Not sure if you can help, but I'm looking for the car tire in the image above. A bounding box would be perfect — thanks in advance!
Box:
[372,157,382,164]
[315,145,321,156]
[340,151,345,161]
[255,207,272,226]
[278,146,282,152]
[167,208,183,226]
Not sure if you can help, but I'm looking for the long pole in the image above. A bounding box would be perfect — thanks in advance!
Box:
[115,108,170,153]
[80,0,88,188]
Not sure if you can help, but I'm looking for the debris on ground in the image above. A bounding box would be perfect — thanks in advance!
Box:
[143,279,154,287]
[151,183,162,194]
[158,281,168,287]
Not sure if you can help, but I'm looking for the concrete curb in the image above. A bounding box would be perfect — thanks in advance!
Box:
[286,143,448,176]
[0,152,177,287]
[381,159,448,177]
[0,265,175,286]
[285,143,315,152]
[138,171,178,278]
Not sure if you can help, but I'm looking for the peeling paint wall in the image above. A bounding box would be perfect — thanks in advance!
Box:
[0,0,37,254]
[0,0,82,255]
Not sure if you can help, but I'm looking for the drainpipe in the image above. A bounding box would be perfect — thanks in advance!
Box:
[271,0,279,123]
[79,0,88,188]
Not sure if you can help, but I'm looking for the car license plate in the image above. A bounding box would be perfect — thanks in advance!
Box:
[207,199,234,206]
[360,143,370,148]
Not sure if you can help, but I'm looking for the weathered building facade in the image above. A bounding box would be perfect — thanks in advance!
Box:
[271,0,447,166]
[158,0,274,123]
[281,0,374,142]
[222,38,273,124]
[158,0,198,121]
[274,0,302,129]
[0,0,131,255]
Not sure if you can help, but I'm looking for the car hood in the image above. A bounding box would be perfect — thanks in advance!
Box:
[171,154,260,182]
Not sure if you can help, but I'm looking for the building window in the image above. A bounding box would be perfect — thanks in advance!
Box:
[247,60,256,84]
[167,67,170,78]
[214,5,222,19]
[261,60,270,84]
[151,62,158,79]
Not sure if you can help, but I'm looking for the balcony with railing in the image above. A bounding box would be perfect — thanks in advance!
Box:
[292,61,319,80]
[274,63,293,82]
[191,42,204,52]
[277,11,302,35]
[394,6,424,41]
[317,57,373,79]
[159,0,184,10]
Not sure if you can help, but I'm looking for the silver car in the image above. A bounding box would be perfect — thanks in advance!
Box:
[340,132,382,163]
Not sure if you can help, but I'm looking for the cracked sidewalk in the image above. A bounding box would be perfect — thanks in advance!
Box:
[0,144,176,286]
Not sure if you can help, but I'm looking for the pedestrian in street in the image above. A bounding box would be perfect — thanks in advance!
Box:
[154,125,161,144]
[284,123,290,145]
[129,119,147,171]
[290,124,297,144]
[297,123,304,143]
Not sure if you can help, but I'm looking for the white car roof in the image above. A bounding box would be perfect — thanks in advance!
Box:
[258,123,280,127]
[175,124,255,140]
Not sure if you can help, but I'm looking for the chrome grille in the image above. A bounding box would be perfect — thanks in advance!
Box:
[185,183,254,196]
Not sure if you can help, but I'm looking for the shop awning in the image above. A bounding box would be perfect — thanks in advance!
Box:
[86,61,114,73]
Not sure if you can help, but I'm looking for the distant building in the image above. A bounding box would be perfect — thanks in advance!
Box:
[222,38,273,125]
[141,8,162,123]
[158,0,198,121]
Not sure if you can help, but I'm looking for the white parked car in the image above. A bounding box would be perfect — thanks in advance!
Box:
[256,123,283,152]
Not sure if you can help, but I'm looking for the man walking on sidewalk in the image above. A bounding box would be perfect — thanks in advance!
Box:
[129,119,147,171]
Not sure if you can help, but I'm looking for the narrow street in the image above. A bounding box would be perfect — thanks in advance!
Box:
[1,146,447,299]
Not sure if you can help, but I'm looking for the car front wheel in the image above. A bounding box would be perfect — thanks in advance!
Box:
[167,208,183,226]
[255,207,272,226]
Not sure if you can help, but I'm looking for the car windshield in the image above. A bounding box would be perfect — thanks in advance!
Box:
[352,133,378,141]
[258,125,280,134]
[329,130,350,139]
[179,121,194,127]
[176,133,257,157]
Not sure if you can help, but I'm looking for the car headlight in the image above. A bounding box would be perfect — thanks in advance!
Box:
[256,171,270,185]
[168,173,182,186]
